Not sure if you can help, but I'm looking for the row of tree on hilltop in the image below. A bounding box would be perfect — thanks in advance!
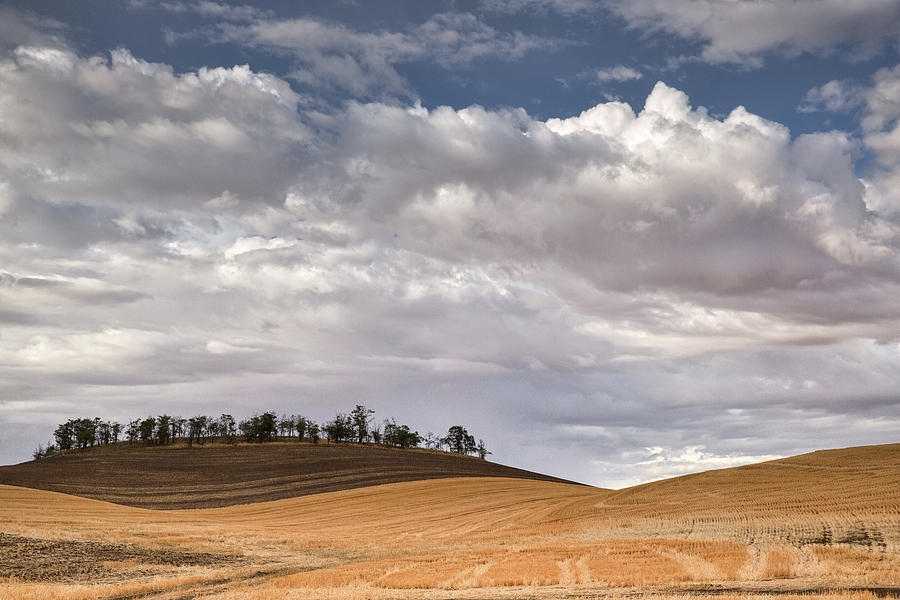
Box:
[34,405,489,460]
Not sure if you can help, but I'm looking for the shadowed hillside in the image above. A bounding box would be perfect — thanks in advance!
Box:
[0,441,581,509]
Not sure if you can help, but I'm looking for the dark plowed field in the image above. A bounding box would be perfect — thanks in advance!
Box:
[0,442,579,509]
[0,532,240,582]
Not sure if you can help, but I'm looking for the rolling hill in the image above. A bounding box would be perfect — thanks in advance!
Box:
[0,441,579,509]
[0,443,897,599]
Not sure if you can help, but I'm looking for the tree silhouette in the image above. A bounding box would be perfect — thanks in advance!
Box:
[44,409,489,460]
[442,425,476,455]
[350,404,374,443]
[126,419,140,444]
[139,417,156,446]
[383,419,422,448]
[324,413,352,443]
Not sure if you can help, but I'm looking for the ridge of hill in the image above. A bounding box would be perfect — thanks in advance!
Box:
[564,443,900,545]
[612,442,900,514]
[0,441,581,509]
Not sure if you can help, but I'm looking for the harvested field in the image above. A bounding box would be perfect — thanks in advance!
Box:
[0,443,897,599]
[0,441,578,508]
[0,532,238,582]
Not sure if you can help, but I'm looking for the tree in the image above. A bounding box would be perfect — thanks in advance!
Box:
[187,415,207,446]
[278,415,295,438]
[324,413,353,443]
[126,419,140,444]
[442,425,476,455]
[308,421,320,443]
[54,420,74,451]
[350,404,374,443]
[239,416,257,443]
[476,439,490,460]
[218,414,236,444]
[238,412,277,443]
[97,420,111,445]
[111,422,122,443]
[423,431,441,450]
[73,417,97,449]
[139,417,157,446]
[32,442,56,460]
[383,419,421,449]
[205,419,221,441]
[370,422,382,445]
[294,415,309,441]
[156,415,172,445]
[259,411,277,442]
[171,417,184,442]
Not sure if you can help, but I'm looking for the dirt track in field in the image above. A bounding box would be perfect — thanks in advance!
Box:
[0,441,580,509]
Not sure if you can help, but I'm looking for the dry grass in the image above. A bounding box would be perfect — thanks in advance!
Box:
[0,443,897,599]
[762,547,795,579]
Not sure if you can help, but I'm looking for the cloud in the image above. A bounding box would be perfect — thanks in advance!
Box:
[0,45,308,221]
[801,65,900,219]
[0,6,69,50]
[796,66,900,219]
[187,12,554,100]
[481,0,600,17]
[296,82,893,311]
[851,64,900,219]
[131,0,272,22]
[206,340,260,355]
[579,65,643,84]
[589,444,783,488]
[607,0,900,66]
[1,27,899,484]
[800,79,863,113]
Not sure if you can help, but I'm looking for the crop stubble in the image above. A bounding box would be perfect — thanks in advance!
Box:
[0,443,896,599]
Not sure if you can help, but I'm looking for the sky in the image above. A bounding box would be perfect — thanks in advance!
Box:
[1,0,899,488]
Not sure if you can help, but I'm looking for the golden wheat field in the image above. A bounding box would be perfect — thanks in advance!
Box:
[1,444,898,600]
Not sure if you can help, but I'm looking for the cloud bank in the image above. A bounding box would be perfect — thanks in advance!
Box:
[1,14,899,484]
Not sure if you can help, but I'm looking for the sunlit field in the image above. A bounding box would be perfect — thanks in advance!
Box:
[1,444,898,599]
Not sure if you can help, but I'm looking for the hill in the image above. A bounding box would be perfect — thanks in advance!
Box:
[606,443,900,517]
[579,443,900,546]
[0,441,579,509]
[0,443,898,598]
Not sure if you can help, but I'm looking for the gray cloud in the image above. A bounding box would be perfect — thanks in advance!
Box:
[481,0,600,17]
[187,12,555,100]
[800,79,863,114]
[130,0,273,22]
[607,0,900,66]
[0,6,69,49]
[1,22,899,485]
[800,65,900,219]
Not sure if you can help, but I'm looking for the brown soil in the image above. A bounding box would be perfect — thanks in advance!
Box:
[0,441,579,509]
[0,532,238,582]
